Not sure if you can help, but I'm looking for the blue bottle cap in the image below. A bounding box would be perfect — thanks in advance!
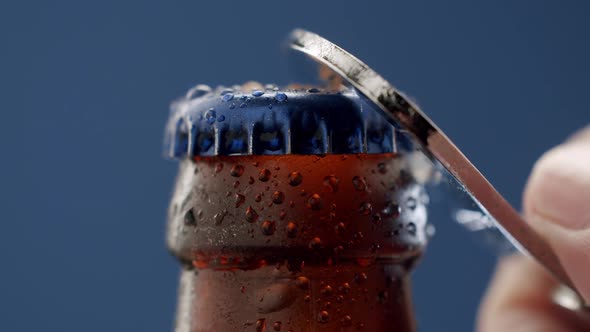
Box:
[164,85,413,158]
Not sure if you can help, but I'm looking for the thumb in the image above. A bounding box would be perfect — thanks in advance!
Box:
[523,126,590,302]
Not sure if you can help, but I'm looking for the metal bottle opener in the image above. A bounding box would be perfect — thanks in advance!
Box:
[286,28,583,304]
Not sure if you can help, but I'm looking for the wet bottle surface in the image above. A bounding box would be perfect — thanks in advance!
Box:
[165,85,434,331]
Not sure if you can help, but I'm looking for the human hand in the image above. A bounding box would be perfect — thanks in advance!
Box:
[477,126,590,331]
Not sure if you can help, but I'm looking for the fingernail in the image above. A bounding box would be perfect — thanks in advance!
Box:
[525,131,590,230]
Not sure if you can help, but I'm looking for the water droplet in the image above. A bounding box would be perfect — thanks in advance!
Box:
[272,321,282,331]
[308,88,320,93]
[286,222,298,238]
[317,310,330,323]
[309,237,322,250]
[205,108,216,124]
[230,164,245,177]
[389,228,399,237]
[184,209,196,226]
[252,90,264,97]
[215,163,224,173]
[248,176,255,184]
[340,315,352,327]
[295,276,310,290]
[353,272,368,284]
[335,222,346,235]
[254,194,262,202]
[235,193,245,208]
[304,295,311,302]
[233,181,240,188]
[214,210,227,225]
[222,93,234,102]
[385,275,395,288]
[255,318,266,332]
[339,283,351,293]
[261,220,276,235]
[352,176,367,191]
[287,172,303,186]
[358,202,373,215]
[272,191,285,204]
[186,84,211,99]
[274,92,287,102]
[406,197,417,210]
[246,206,259,223]
[406,222,416,236]
[378,290,389,303]
[306,193,322,210]
[370,243,381,253]
[321,285,333,296]
[381,203,400,218]
[426,223,436,238]
[256,282,297,314]
[217,114,226,121]
[259,169,271,182]
[323,175,340,192]
[371,214,382,225]
[239,102,247,108]
[377,163,387,174]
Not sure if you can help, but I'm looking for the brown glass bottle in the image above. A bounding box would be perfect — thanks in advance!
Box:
[166,153,430,331]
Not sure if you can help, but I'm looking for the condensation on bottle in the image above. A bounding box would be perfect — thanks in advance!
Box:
[165,83,436,331]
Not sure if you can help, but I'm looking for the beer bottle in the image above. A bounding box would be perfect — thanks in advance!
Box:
[164,83,435,331]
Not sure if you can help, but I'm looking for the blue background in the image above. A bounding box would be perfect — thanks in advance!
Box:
[1,1,588,331]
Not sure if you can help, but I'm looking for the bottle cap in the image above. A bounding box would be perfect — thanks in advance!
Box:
[164,85,414,158]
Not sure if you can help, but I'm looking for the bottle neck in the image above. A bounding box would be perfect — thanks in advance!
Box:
[173,262,417,332]
[167,154,432,332]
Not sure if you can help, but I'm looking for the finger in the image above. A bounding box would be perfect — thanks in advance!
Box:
[568,125,590,143]
[523,125,590,302]
[477,255,590,332]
